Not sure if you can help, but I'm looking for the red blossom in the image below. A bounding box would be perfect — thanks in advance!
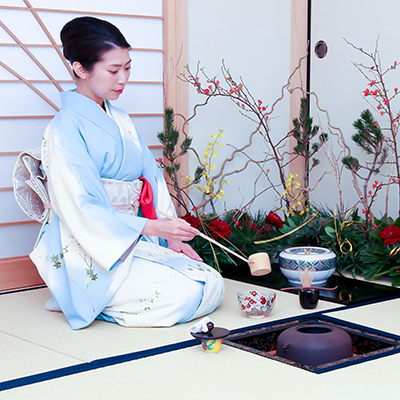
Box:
[265,211,283,228]
[215,80,220,85]
[380,225,400,246]
[204,89,210,95]
[385,99,389,105]
[364,88,369,96]
[181,214,201,229]
[395,88,398,92]
[209,219,231,239]
[370,80,375,86]
[156,157,163,163]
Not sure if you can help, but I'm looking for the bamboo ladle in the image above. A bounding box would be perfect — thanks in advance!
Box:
[156,210,271,276]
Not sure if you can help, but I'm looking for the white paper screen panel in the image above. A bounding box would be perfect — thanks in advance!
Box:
[0,190,28,223]
[0,224,41,258]
[0,0,165,260]
[0,119,49,151]
[0,155,16,187]
[32,0,163,17]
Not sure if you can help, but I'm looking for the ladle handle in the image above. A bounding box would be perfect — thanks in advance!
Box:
[156,209,249,263]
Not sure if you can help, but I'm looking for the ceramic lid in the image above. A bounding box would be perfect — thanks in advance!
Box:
[191,327,230,340]
[280,246,336,260]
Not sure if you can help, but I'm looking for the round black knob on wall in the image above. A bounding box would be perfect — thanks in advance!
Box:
[315,40,328,59]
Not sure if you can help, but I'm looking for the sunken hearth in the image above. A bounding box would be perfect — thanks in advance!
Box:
[223,315,400,373]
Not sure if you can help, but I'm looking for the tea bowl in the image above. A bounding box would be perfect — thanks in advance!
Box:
[237,289,276,318]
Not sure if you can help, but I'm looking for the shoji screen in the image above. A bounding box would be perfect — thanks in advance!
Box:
[0,0,165,291]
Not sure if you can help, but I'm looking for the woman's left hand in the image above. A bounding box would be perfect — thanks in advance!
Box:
[167,241,203,262]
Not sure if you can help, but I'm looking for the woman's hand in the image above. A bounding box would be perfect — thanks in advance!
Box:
[142,217,199,242]
[167,240,203,261]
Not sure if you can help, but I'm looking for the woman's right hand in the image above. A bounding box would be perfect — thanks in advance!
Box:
[142,217,199,242]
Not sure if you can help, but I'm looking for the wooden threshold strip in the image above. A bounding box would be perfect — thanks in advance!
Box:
[0,5,163,20]
[0,255,44,292]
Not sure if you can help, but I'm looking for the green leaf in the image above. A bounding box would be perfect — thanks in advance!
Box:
[324,226,336,239]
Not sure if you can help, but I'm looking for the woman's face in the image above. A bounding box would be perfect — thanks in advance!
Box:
[75,47,131,106]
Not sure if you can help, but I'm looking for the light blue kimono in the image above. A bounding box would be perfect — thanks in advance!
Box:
[30,90,224,330]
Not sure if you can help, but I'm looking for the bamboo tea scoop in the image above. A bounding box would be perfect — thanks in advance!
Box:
[156,210,271,276]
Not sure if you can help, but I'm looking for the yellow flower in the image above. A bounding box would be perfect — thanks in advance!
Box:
[209,164,216,171]
[212,150,218,157]
[211,134,218,139]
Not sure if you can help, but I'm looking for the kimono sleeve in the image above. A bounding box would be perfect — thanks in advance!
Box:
[43,117,148,272]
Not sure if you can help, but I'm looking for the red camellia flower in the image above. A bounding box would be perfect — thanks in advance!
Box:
[380,225,400,246]
[265,211,283,228]
[209,219,231,239]
[181,214,201,229]
[204,89,210,95]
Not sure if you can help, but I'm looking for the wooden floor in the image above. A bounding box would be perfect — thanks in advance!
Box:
[1,279,399,399]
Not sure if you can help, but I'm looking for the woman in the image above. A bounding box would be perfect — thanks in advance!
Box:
[29,17,224,330]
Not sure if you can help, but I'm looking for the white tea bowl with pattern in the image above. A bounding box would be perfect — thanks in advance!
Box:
[237,289,276,318]
[279,246,336,286]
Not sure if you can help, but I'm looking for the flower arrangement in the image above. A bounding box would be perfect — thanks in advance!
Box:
[155,39,400,286]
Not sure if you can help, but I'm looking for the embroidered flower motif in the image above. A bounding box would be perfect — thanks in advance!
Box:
[380,225,400,246]
[265,211,284,228]
[209,219,231,239]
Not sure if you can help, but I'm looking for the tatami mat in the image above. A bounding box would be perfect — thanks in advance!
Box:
[3,337,399,400]
[325,297,400,335]
[0,278,340,385]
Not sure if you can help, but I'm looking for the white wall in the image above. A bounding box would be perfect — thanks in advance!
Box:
[310,0,400,217]
[187,0,292,214]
